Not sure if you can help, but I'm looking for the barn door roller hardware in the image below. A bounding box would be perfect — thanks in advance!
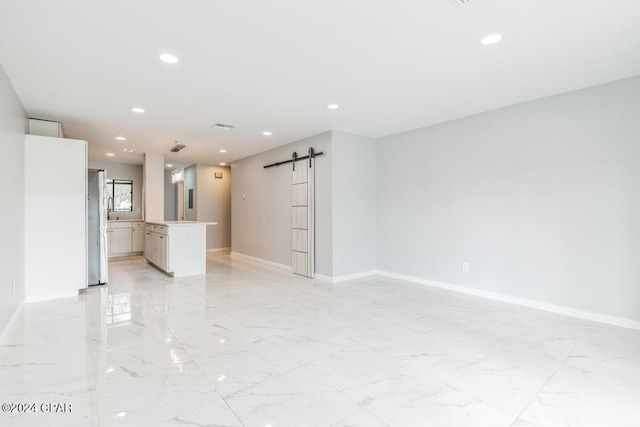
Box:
[263,147,324,170]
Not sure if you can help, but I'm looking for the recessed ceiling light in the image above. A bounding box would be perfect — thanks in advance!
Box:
[220,163,226,166]
[123,148,133,153]
[159,53,179,64]
[480,34,502,45]
[263,130,272,136]
[130,107,145,113]
[326,104,339,110]
[166,164,173,168]
[106,153,115,157]
[219,149,227,153]
[115,136,126,141]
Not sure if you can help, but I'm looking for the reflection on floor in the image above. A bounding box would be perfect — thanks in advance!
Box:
[1,253,640,426]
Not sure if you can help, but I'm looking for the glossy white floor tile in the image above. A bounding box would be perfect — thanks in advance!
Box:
[1,253,640,426]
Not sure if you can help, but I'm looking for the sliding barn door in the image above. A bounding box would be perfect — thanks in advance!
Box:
[291,159,314,277]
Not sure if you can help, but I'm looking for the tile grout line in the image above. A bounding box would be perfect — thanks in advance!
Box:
[509,369,557,426]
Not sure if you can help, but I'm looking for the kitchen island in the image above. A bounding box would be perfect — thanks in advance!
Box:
[145,221,217,277]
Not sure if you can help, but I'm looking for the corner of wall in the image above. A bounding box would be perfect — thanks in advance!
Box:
[0,63,27,337]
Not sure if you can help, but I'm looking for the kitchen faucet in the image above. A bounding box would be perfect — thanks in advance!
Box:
[107,197,113,220]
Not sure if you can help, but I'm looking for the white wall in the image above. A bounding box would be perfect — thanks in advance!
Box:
[88,161,143,220]
[232,131,333,274]
[332,131,377,277]
[377,76,640,322]
[25,135,87,301]
[196,165,231,250]
[0,64,27,337]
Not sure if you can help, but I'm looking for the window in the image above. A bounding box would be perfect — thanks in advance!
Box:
[107,179,133,212]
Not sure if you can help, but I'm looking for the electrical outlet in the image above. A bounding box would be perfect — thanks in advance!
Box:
[461,262,470,273]
[12,281,16,294]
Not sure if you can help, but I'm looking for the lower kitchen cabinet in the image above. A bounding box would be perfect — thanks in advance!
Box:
[158,233,169,271]
[108,221,145,257]
[132,224,145,252]
[145,224,169,271]
[109,227,131,254]
[145,229,154,263]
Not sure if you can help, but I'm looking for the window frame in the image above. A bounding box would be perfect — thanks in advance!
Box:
[107,179,134,212]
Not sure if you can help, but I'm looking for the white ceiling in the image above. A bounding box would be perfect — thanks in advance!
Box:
[1,0,640,166]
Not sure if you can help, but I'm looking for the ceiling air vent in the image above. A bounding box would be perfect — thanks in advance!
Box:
[449,0,472,6]
[170,142,186,153]
[214,122,236,130]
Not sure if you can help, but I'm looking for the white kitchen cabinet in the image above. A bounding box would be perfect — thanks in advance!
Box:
[132,222,145,252]
[109,228,131,255]
[145,226,154,263]
[158,233,169,271]
[28,119,64,138]
[108,221,145,257]
[145,223,169,271]
[150,232,160,265]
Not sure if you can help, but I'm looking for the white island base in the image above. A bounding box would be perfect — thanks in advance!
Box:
[145,221,216,277]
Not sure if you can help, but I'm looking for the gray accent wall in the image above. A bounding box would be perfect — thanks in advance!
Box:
[232,131,333,275]
[0,63,27,336]
[196,165,231,250]
[177,164,231,249]
[164,169,177,221]
[332,131,377,276]
[377,76,640,322]
[231,130,377,278]
[184,165,197,221]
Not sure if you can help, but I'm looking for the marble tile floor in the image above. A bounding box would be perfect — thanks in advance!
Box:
[1,253,640,426]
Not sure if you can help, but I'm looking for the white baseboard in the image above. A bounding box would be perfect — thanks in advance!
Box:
[26,291,79,303]
[0,299,26,346]
[316,270,379,284]
[207,247,231,253]
[230,252,292,272]
[218,256,640,330]
[377,270,640,331]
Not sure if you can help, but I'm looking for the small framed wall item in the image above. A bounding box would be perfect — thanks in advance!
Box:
[215,172,223,179]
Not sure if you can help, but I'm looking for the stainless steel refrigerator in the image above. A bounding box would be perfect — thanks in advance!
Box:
[87,169,108,285]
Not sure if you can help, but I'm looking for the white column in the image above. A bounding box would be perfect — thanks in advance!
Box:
[144,152,165,221]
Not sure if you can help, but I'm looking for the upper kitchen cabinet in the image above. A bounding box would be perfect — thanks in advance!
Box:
[24,134,87,301]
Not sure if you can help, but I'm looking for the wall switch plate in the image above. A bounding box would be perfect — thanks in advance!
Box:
[462,262,470,273]
[242,193,246,200]
[12,281,16,294]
